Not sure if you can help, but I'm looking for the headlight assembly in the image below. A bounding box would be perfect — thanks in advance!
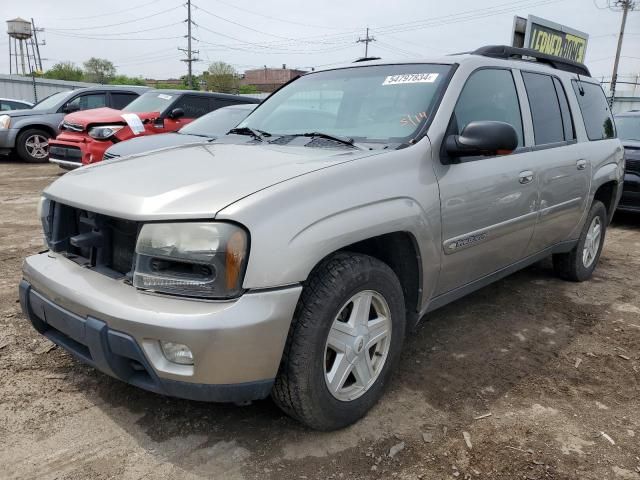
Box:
[0,115,11,129]
[133,222,249,299]
[88,125,124,140]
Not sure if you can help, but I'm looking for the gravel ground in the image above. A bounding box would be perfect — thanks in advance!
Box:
[0,160,639,480]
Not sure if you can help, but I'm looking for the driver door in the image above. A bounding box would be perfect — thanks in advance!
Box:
[433,68,539,295]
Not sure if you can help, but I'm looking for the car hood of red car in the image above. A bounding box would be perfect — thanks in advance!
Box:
[62,107,160,128]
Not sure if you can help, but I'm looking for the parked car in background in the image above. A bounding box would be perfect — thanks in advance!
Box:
[102,103,258,160]
[49,90,260,169]
[1,98,33,111]
[0,86,148,163]
[21,46,623,430]
[614,111,640,213]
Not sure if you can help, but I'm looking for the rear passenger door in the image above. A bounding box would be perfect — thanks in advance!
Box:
[521,72,590,253]
[434,68,539,294]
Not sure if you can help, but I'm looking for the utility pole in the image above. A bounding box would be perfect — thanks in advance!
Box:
[356,27,376,58]
[179,0,199,89]
[609,0,637,107]
[31,18,44,72]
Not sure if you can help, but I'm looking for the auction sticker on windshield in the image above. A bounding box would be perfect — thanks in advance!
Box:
[121,113,145,135]
[382,73,439,85]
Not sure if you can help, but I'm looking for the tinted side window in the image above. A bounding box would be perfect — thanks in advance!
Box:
[173,95,210,118]
[553,78,575,141]
[571,81,615,140]
[66,93,107,111]
[522,72,564,145]
[453,69,524,147]
[111,93,138,110]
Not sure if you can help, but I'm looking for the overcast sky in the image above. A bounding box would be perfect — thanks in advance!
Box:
[1,0,639,86]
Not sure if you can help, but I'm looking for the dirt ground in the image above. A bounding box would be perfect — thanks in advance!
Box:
[0,160,639,480]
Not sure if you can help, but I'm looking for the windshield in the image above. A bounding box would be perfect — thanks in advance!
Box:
[123,91,175,114]
[180,106,254,137]
[238,64,451,144]
[32,91,71,111]
[615,116,640,141]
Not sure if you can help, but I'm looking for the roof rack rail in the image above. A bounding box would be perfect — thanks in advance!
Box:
[472,45,591,77]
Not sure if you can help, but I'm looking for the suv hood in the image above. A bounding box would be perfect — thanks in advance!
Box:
[63,107,160,129]
[4,108,52,118]
[44,142,383,220]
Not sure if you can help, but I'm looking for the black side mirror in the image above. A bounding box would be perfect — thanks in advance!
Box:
[444,121,518,160]
[63,103,80,114]
[168,107,184,120]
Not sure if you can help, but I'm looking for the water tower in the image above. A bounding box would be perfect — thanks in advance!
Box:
[7,17,43,75]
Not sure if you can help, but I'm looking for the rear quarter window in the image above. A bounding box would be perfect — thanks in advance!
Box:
[571,81,615,141]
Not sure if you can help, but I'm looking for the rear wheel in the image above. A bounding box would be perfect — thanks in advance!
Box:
[16,128,51,163]
[553,200,607,282]
[272,252,406,430]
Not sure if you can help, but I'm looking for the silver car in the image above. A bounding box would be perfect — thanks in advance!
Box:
[20,45,624,430]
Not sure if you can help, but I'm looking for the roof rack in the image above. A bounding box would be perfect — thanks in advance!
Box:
[472,45,591,77]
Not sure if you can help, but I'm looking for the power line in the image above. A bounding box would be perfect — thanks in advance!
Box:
[45,0,169,21]
[47,22,183,37]
[203,0,342,30]
[44,5,183,31]
[47,31,184,41]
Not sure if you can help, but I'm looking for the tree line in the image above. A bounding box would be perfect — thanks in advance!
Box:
[37,58,258,94]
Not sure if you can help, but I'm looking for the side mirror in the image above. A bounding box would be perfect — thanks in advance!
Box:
[444,121,518,160]
[168,108,184,120]
[63,103,80,114]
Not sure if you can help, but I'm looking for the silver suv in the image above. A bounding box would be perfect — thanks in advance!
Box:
[20,46,624,430]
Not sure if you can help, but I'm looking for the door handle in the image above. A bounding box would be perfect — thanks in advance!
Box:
[576,159,587,170]
[519,170,534,184]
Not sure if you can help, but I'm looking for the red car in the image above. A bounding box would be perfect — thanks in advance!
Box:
[49,90,258,169]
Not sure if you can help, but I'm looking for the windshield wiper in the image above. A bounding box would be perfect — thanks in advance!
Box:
[290,131,357,148]
[228,127,271,141]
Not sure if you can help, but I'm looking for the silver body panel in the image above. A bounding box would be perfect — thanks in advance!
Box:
[22,53,624,392]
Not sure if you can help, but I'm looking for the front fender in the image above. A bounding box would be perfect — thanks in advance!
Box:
[217,140,441,305]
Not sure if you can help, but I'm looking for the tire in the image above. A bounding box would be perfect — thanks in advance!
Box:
[553,200,607,282]
[16,128,51,163]
[272,252,406,430]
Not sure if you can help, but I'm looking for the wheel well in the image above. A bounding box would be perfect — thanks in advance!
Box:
[18,124,57,140]
[339,232,422,327]
[593,181,618,222]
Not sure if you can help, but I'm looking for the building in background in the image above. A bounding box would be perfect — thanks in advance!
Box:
[240,65,306,93]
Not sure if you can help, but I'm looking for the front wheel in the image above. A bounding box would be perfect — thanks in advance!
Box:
[553,200,607,282]
[272,252,406,430]
[16,128,51,163]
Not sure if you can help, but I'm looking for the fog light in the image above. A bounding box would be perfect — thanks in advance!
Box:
[160,341,194,365]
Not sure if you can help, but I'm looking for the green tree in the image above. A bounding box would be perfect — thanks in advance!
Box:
[83,57,116,84]
[205,61,239,93]
[43,61,84,81]
[108,74,147,86]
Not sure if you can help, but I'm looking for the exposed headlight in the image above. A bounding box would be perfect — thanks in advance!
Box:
[0,115,10,129]
[88,125,124,140]
[133,222,249,299]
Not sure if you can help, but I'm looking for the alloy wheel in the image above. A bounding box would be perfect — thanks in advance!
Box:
[25,134,49,159]
[324,290,392,402]
[582,216,602,268]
